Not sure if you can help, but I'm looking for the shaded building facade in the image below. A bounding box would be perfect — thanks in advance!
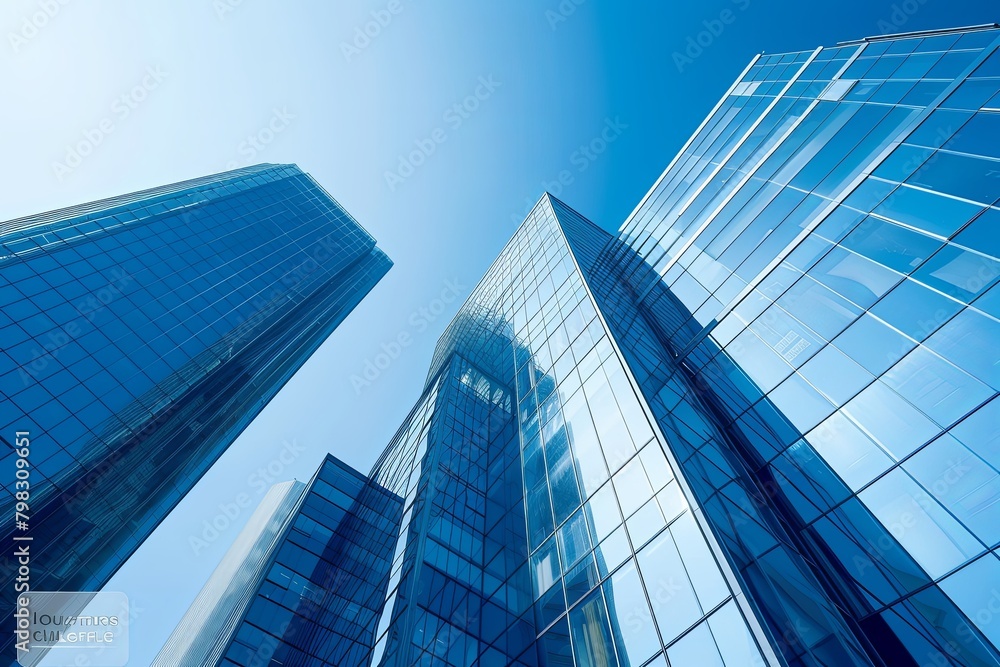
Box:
[166,24,1000,667]
[0,164,390,659]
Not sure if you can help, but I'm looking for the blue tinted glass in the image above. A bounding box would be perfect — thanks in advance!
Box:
[604,562,661,665]
[666,622,724,667]
[874,185,984,238]
[637,529,703,643]
[869,279,962,341]
[861,468,983,578]
[905,434,1000,545]
[906,151,1000,204]
[939,555,1000,649]
[569,591,619,667]
[913,244,1000,301]
[841,218,943,274]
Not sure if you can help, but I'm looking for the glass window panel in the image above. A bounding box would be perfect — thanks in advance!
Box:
[671,513,730,612]
[907,109,973,148]
[925,308,1000,389]
[613,458,654,518]
[973,50,1000,77]
[943,79,1000,110]
[637,529,702,644]
[939,555,1000,649]
[638,442,674,492]
[906,150,1000,205]
[874,185,985,238]
[569,590,619,667]
[944,112,1000,160]
[952,207,1000,259]
[707,601,767,667]
[770,372,837,433]
[559,508,593,572]
[904,433,1000,546]
[752,301,825,365]
[546,429,583,524]
[925,50,977,78]
[528,481,555,551]
[869,279,963,342]
[565,554,600,607]
[657,481,689,524]
[539,616,573,665]
[807,411,894,490]
[587,482,623,543]
[841,217,943,274]
[798,343,874,405]
[532,536,560,598]
[843,380,940,459]
[565,392,609,495]
[779,276,862,341]
[728,329,795,393]
[973,280,1000,319]
[861,468,983,578]
[809,248,902,308]
[874,144,934,183]
[523,433,546,489]
[627,499,666,550]
[883,346,993,426]
[604,561,661,665]
[914,244,1000,302]
[595,526,632,578]
[584,377,636,473]
[666,621,724,667]
[870,80,916,104]
[952,398,1000,469]
[894,53,940,79]
[900,81,949,107]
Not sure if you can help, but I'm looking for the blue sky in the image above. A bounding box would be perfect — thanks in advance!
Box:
[2,0,995,663]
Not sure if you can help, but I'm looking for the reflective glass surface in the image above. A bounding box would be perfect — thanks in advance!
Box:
[164,25,1000,667]
[0,164,390,660]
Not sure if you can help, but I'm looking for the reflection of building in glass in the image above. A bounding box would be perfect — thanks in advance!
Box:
[0,164,390,660]
[168,25,1000,666]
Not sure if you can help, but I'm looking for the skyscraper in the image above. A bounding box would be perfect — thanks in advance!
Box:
[166,24,999,667]
[153,480,307,666]
[0,164,391,658]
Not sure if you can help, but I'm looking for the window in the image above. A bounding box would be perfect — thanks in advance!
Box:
[861,468,982,578]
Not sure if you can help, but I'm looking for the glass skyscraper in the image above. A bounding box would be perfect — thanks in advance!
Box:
[171,24,998,667]
[153,480,307,666]
[0,164,391,660]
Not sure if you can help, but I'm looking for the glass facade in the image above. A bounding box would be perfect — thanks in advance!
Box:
[216,454,403,666]
[153,480,306,666]
[0,164,390,660]
[170,24,1000,667]
[608,24,1000,667]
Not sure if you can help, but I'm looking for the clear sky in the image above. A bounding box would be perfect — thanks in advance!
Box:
[2,0,994,663]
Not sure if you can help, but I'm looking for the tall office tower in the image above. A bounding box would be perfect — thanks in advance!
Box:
[166,24,1000,667]
[0,164,391,657]
[153,480,307,666]
[155,454,405,666]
